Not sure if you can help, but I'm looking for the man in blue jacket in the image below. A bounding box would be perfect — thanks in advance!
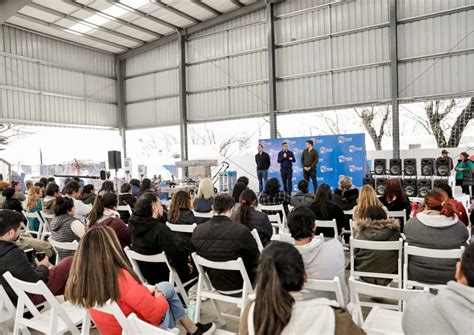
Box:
[277,141,295,194]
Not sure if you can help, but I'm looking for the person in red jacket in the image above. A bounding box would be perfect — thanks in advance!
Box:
[65,226,215,335]
[435,183,469,226]
[85,193,131,248]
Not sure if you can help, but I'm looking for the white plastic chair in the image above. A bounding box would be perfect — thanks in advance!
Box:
[349,219,356,236]
[117,205,133,216]
[267,214,283,235]
[343,209,354,216]
[403,243,465,289]
[49,239,79,264]
[279,231,294,244]
[123,247,193,307]
[191,252,254,325]
[250,229,264,252]
[305,277,346,308]
[39,211,53,240]
[387,210,407,227]
[22,211,45,240]
[349,277,427,331]
[0,284,15,335]
[166,222,197,234]
[260,204,287,226]
[192,210,213,219]
[2,271,86,335]
[81,301,177,335]
[315,219,338,240]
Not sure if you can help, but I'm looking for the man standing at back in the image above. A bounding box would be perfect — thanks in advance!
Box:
[192,194,259,293]
[301,139,319,193]
[255,144,271,193]
[277,141,295,194]
[439,149,454,170]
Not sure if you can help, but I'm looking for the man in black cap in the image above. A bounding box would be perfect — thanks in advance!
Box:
[440,149,454,170]
[301,139,319,193]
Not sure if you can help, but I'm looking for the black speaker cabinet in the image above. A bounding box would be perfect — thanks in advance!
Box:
[100,170,107,180]
[363,177,375,188]
[389,159,402,175]
[433,179,449,189]
[421,158,435,176]
[374,159,387,175]
[108,151,122,170]
[403,158,417,176]
[402,179,417,197]
[375,178,387,196]
[436,158,451,176]
[417,179,432,197]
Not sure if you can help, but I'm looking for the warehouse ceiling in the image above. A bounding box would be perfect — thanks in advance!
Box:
[3,0,258,54]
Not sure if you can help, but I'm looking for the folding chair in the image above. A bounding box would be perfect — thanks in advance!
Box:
[349,277,427,332]
[191,253,254,325]
[349,219,356,236]
[0,284,16,335]
[2,271,86,335]
[22,211,45,240]
[403,243,465,289]
[387,210,406,227]
[305,277,346,308]
[39,211,54,241]
[279,231,294,244]
[166,222,197,234]
[315,219,338,240]
[260,204,287,226]
[343,209,354,216]
[123,247,194,307]
[49,239,79,264]
[267,214,283,235]
[81,301,177,335]
[192,210,213,219]
[350,237,403,310]
[117,205,133,216]
[250,229,264,252]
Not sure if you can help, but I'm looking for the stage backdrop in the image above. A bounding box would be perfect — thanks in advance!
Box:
[259,133,366,193]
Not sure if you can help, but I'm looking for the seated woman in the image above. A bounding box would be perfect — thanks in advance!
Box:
[193,178,214,213]
[138,178,154,197]
[85,193,130,248]
[333,176,359,211]
[353,185,388,222]
[128,193,195,285]
[168,190,195,253]
[379,179,411,230]
[2,187,23,214]
[50,197,85,259]
[43,182,61,215]
[98,180,115,196]
[80,184,96,205]
[239,241,362,335]
[435,183,468,226]
[291,180,314,208]
[231,189,273,246]
[259,178,291,215]
[118,183,136,224]
[309,184,346,238]
[354,206,401,286]
[405,189,469,285]
[232,182,248,211]
[23,186,43,232]
[65,226,214,335]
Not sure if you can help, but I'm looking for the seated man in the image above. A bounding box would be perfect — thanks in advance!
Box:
[192,194,259,293]
[63,181,92,221]
[288,206,348,303]
[0,210,72,305]
[402,243,474,334]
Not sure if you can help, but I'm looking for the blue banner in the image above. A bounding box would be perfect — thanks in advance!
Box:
[259,133,366,193]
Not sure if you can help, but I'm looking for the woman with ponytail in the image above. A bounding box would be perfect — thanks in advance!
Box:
[405,189,469,285]
[239,241,362,335]
[85,193,130,248]
[231,189,272,246]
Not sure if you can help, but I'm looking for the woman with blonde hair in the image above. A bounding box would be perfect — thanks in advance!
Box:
[65,226,214,335]
[353,185,388,221]
[194,178,214,213]
[23,185,43,232]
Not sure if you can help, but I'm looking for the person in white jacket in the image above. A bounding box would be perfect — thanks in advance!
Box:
[63,181,91,221]
[402,243,474,335]
[287,206,349,303]
[239,241,362,335]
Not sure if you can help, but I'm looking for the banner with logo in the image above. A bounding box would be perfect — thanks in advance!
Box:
[259,133,366,193]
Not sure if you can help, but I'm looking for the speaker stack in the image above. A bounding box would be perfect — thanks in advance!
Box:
[433,179,449,188]
[108,151,122,170]
[402,179,417,197]
[375,178,387,196]
[417,179,432,197]
[389,159,402,176]
[403,159,417,176]
[436,158,451,176]
[363,177,375,188]
[421,158,435,176]
[374,159,387,175]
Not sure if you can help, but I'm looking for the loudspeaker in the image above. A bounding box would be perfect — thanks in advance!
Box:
[374,159,387,175]
[363,177,375,188]
[403,159,417,176]
[375,178,387,196]
[433,179,449,189]
[402,179,417,197]
[100,170,107,180]
[108,151,122,170]
[421,158,435,176]
[417,179,432,197]
[389,159,402,175]
[436,158,451,176]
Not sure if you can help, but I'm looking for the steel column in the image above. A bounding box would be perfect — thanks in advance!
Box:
[178,32,189,176]
[116,58,127,157]
[266,1,278,138]
[389,0,399,158]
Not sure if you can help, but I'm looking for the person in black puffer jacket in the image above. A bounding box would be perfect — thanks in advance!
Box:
[192,194,259,292]
[118,183,137,223]
[333,176,359,211]
[128,192,195,285]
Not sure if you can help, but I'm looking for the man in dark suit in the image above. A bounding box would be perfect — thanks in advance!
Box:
[301,140,319,193]
[255,144,271,193]
[277,141,295,194]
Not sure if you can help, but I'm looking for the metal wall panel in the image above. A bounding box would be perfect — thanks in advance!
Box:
[126,97,180,128]
[397,0,472,19]
[125,41,178,78]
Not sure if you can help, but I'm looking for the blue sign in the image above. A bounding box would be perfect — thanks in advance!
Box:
[259,133,366,193]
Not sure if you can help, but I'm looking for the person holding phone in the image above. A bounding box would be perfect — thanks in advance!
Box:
[277,141,296,194]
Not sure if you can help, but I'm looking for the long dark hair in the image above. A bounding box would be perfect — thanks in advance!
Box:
[140,178,152,192]
[237,189,257,231]
[54,196,74,216]
[232,182,247,203]
[382,179,408,203]
[168,190,191,223]
[253,241,305,335]
[87,193,118,226]
[98,181,115,194]
[313,183,333,217]
[264,178,281,197]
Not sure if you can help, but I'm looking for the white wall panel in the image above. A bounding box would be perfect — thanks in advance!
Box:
[125,41,178,77]
[397,0,472,19]
[187,59,228,92]
[126,74,155,102]
[277,74,332,111]
[126,97,179,128]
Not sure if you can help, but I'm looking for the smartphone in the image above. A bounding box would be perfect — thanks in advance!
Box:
[35,251,46,262]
